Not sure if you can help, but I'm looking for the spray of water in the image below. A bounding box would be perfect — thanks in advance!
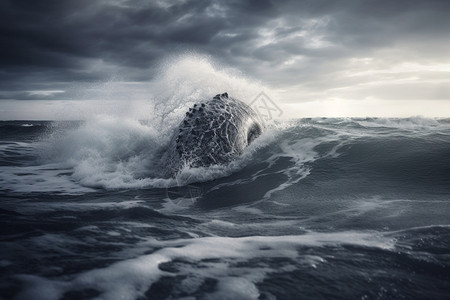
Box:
[150,53,267,133]
[40,53,273,189]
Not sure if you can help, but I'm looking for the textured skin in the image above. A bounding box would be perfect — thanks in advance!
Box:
[165,93,263,175]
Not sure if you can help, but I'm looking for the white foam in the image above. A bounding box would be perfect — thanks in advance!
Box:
[30,115,185,190]
[14,54,279,191]
[257,137,319,199]
[180,276,205,294]
[14,231,395,300]
[0,164,95,195]
[159,193,199,212]
[206,277,260,300]
[206,220,237,228]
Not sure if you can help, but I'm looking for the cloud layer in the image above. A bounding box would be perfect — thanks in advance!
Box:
[1,0,450,107]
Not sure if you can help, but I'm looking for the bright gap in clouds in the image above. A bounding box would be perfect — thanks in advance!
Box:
[282,99,450,119]
[2,98,448,121]
[1,54,449,120]
[273,55,450,118]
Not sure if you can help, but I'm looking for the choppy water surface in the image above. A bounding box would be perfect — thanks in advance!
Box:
[1,117,449,300]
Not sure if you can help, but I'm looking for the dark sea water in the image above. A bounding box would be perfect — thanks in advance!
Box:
[1,117,449,300]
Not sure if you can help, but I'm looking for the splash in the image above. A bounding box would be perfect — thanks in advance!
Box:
[151,53,267,132]
[36,54,275,189]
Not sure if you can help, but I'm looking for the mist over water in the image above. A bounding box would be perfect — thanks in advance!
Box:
[1,55,450,299]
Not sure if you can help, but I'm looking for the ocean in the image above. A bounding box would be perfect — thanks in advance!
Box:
[1,117,449,300]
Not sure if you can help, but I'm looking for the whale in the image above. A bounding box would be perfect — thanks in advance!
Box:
[164,92,263,175]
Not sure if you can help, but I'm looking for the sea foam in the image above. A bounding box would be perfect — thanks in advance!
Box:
[27,54,280,190]
[14,231,396,300]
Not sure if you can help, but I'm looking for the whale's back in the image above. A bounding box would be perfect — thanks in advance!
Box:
[165,93,263,175]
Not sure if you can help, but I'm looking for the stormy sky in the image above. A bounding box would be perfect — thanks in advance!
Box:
[1,0,450,119]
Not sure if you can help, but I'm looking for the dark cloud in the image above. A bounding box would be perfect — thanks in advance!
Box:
[1,0,450,101]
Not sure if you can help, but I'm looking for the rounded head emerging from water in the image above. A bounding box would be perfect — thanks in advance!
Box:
[164,93,263,175]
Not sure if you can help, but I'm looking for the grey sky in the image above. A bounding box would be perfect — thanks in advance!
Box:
[1,0,450,118]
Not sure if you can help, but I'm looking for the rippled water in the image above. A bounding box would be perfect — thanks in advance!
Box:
[1,117,449,300]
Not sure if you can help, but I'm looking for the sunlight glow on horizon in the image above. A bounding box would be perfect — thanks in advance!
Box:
[1,97,449,121]
[1,54,449,120]
[280,99,450,119]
